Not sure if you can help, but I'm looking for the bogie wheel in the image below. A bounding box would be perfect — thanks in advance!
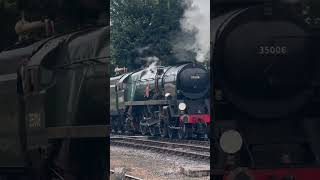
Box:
[178,123,185,139]
[168,127,177,139]
[179,123,193,139]
[160,122,168,138]
[203,133,209,140]
[195,133,204,140]
[186,125,193,139]
[194,131,204,140]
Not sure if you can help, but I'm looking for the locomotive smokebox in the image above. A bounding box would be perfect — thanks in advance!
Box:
[213,7,316,118]
[177,63,209,99]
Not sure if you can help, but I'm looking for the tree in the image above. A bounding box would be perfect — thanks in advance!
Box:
[110,0,195,74]
[0,0,18,50]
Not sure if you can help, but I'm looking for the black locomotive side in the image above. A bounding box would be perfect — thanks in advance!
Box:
[110,63,210,139]
[0,26,109,180]
[211,1,320,180]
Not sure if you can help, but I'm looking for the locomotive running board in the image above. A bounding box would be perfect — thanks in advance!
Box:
[47,125,110,139]
[125,100,169,106]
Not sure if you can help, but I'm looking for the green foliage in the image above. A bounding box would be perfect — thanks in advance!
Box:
[0,0,17,10]
[111,0,191,74]
[0,0,18,50]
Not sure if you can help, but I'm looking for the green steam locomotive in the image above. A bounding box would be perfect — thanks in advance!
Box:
[110,63,210,139]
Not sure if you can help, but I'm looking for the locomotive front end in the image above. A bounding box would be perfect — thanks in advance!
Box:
[211,1,320,179]
[164,63,210,138]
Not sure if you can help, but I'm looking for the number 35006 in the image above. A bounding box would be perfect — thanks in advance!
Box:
[258,46,288,55]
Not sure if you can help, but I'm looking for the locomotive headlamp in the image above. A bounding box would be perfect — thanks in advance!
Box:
[219,130,243,154]
[178,102,187,111]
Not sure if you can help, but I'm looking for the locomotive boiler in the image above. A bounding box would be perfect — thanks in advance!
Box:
[0,26,109,180]
[110,63,210,139]
[211,0,320,180]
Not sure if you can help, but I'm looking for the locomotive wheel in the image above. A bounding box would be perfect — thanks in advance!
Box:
[198,133,209,141]
[186,126,193,139]
[178,123,193,139]
[112,124,118,134]
[197,123,209,140]
[140,123,148,135]
[160,122,168,138]
[203,133,209,140]
[124,117,132,134]
[196,133,204,140]
[178,123,186,139]
[149,125,159,136]
[115,117,123,134]
[168,127,177,139]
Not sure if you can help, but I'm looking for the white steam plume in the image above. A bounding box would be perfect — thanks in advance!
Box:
[141,56,160,69]
[135,45,151,54]
[180,0,210,62]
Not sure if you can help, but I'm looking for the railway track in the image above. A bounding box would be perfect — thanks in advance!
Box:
[111,136,210,162]
[111,135,210,146]
[146,136,210,146]
[110,170,143,180]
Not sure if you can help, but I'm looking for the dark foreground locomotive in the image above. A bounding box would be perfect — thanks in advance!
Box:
[0,26,109,180]
[110,63,210,139]
[211,1,320,180]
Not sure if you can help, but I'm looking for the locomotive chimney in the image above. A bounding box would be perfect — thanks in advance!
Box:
[156,68,164,75]
[114,66,128,75]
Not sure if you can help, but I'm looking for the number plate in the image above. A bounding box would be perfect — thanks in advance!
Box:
[258,46,288,55]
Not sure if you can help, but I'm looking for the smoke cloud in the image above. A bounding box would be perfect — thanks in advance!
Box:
[141,56,160,69]
[180,0,210,63]
[135,45,151,54]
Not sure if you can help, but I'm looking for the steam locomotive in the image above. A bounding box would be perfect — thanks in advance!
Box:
[0,27,109,179]
[211,1,320,179]
[110,63,210,139]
